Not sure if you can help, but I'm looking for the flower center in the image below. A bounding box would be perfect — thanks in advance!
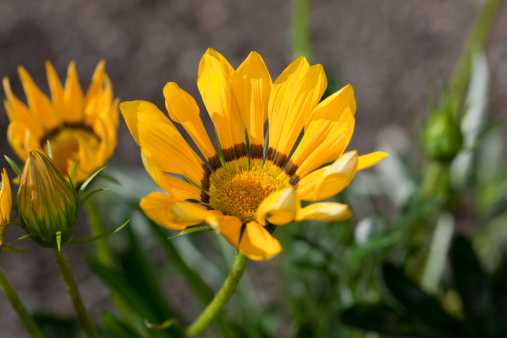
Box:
[43,128,99,175]
[209,160,290,223]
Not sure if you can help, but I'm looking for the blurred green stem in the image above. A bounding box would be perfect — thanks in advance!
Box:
[291,0,312,62]
[421,161,451,200]
[185,252,248,337]
[53,248,98,338]
[450,0,505,104]
[84,199,112,267]
[0,267,44,338]
[85,200,134,326]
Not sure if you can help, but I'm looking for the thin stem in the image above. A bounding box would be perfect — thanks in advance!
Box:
[0,267,44,338]
[52,248,98,338]
[84,199,112,267]
[291,0,312,62]
[450,0,505,104]
[185,252,249,337]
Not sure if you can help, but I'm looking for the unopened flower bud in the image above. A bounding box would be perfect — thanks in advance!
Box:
[17,150,78,248]
[0,168,12,245]
[421,110,463,163]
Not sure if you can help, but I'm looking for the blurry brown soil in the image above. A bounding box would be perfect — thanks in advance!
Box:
[0,0,506,336]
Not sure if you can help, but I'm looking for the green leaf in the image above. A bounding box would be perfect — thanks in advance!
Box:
[68,220,129,245]
[382,263,464,337]
[148,220,215,305]
[168,225,213,239]
[340,303,417,336]
[4,156,22,178]
[8,233,31,245]
[87,258,174,338]
[33,314,81,338]
[79,166,107,192]
[69,160,78,184]
[46,140,53,160]
[492,255,507,336]
[120,226,177,324]
[102,312,144,338]
[145,318,178,331]
[78,188,109,209]
[0,246,31,254]
[451,236,495,336]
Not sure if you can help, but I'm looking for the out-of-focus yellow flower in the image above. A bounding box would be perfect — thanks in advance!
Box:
[121,49,388,260]
[3,61,119,184]
[17,149,78,248]
[0,168,12,245]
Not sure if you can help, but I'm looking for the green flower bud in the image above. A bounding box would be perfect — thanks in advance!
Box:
[17,149,78,248]
[421,104,463,163]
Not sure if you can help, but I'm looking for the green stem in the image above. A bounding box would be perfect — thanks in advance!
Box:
[450,0,505,103]
[52,248,98,338]
[84,199,112,267]
[0,267,44,338]
[291,0,312,62]
[185,252,248,337]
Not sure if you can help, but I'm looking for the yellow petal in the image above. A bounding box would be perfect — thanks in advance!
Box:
[268,58,327,157]
[205,213,243,247]
[3,78,44,139]
[163,82,216,160]
[45,61,65,120]
[121,100,205,184]
[290,85,356,168]
[63,61,84,122]
[141,153,202,201]
[17,66,60,131]
[140,192,207,231]
[358,151,389,171]
[296,202,352,222]
[295,108,355,177]
[257,187,298,226]
[238,221,282,260]
[297,151,358,201]
[232,52,272,148]
[197,49,245,150]
[83,60,107,124]
[0,168,12,225]
[305,84,356,128]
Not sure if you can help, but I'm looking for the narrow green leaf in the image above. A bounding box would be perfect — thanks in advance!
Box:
[102,312,144,338]
[68,220,129,245]
[56,231,62,252]
[8,233,31,245]
[46,140,52,160]
[145,318,178,331]
[382,263,464,336]
[451,236,495,336]
[78,188,109,210]
[168,226,213,239]
[70,160,78,184]
[79,166,107,192]
[340,303,417,336]
[0,246,31,254]
[4,156,22,178]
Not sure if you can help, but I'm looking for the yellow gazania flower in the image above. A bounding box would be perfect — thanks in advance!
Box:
[3,61,119,184]
[121,49,388,261]
[0,168,13,245]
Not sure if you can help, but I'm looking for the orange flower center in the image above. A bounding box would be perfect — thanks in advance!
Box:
[209,161,290,223]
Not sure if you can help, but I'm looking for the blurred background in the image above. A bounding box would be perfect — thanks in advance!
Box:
[0,0,506,337]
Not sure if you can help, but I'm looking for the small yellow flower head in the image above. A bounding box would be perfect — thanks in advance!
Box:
[0,168,13,245]
[3,61,119,185]
[17,149,78,248]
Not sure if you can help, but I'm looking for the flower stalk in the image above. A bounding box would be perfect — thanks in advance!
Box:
[0,267,44,338]
[53,248,98,338]
[185,252,248,337]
